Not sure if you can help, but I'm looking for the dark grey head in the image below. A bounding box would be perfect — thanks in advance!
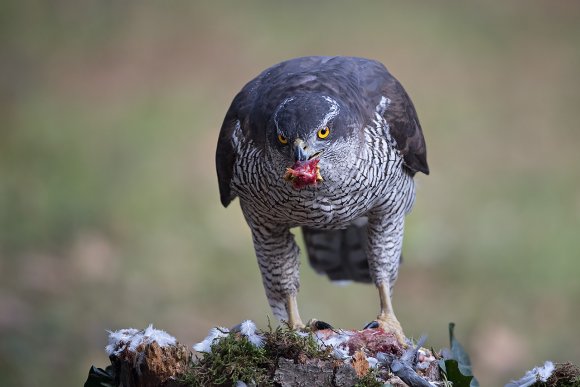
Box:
[262,93,365,189]
[267,94,361,166]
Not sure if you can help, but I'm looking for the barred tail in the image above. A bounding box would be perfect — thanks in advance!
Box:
[302,219,372,283]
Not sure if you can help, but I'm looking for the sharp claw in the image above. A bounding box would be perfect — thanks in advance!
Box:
[363,321,380,329]
[307,319,333,331]
[364,316,407,345]
[314,320,333,330]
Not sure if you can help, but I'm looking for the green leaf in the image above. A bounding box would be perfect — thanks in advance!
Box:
[84,365,116,387]
[440,323,479,387]
[439,359,474,387]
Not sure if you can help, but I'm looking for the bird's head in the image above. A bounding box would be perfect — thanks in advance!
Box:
[268,93,362,189]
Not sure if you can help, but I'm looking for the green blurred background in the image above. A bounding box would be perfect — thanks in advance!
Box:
[1,1,579,386]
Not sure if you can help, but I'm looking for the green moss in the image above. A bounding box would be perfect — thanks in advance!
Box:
[184,324,333,386]
[184,332,273,386]
[261,323,332,363]
[536,363,580,387]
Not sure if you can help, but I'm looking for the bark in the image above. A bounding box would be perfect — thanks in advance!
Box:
[107,341,190,387]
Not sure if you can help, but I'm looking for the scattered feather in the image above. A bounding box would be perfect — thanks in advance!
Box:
[505,361,555,387]
[190,322,443,386]
[238,320,264,347]
[333,347,351,360]
[105,324,176,356]
[367,356,379,368]
[193,326,229,353]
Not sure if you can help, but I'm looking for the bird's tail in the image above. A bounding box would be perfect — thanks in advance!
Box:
[302,219,372,283]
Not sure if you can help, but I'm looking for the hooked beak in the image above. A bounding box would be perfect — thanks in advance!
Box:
[284,138,324,189]
[293,138,322,162]
[293,139,308,162]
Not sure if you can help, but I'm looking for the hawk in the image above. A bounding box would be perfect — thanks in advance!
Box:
[216,56,428,340]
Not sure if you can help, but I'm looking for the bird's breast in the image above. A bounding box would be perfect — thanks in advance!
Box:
[234,161,390,229]
[232,131,409,228]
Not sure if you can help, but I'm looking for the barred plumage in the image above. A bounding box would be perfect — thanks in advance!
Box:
[216,56,428,338]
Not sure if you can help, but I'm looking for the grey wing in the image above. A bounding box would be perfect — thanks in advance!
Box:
[358,60,429,175]
[216,96,240,207]
[381,74,429,175]
[216,84,257,207]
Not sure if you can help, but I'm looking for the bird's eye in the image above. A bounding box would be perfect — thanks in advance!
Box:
[317,127,330,139]
[278,134,288,144]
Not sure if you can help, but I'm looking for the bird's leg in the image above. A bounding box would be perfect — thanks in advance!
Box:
[285,294,305,329]
[364,212,407,344]
[244,220,306,330]
[376,282,405,343]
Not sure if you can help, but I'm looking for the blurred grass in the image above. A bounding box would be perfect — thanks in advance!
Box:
[1,1,579,386]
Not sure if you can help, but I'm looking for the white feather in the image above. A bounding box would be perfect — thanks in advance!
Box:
[193,326,229,353]
[505,361,555,387]
[105,325,176,356]
[239,320,264,347]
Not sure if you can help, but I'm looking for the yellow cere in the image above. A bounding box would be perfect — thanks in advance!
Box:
[317,127,330,139]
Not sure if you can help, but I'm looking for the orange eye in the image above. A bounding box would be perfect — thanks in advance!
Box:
[317,127,330,139]
[278,134,288,144]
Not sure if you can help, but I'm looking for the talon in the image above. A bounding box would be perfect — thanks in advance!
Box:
[363,321,380,330]
[369,315,406,345]
[308,319,333,331]
[371,282,407,345]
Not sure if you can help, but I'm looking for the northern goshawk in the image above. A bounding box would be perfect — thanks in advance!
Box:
[216,56,428,340]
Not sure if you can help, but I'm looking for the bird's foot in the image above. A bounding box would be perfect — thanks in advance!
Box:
[283,318,333,332]
[284,295,333,331]
[363,314,406,345]
[284,318,305,330]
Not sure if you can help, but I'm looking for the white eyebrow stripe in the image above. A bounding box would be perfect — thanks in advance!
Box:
[320,96,340,128]
[376,96,391,115]
[273,97,295,130]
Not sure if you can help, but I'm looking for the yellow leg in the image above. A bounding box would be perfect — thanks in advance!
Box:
[286,294,305,329]
[376,282,406,343]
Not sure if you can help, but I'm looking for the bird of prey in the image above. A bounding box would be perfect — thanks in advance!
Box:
[216,56,428,341]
